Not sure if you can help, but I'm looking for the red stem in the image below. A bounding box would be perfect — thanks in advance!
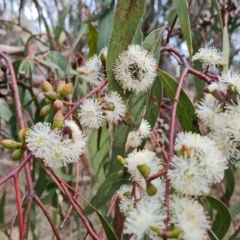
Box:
[163,60,189,238]
[64,79,108,119]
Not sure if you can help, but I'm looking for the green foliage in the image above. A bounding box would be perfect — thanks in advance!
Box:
[206,196,232,240]
[157,69,200,133]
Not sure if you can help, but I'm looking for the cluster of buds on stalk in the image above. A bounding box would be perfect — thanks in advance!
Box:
[41,80,73,129]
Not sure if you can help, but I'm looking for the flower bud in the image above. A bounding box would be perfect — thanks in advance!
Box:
[59,83,73,99]
[44,91,57,101]
[1,139,22,149]
[204,83,224,102]
[40,104,52,116]
[53,110,64,129]
[53,99,64,110]
[146,181,157,196]
[19,128,30,143]
[180,144,191,157]
[42,80,53,92]
[216,61,228,68]
[137,164,150,178]
[117,155,126,165]
[56,81,65,94]
[12,148,25,161]
[102,102,115,111]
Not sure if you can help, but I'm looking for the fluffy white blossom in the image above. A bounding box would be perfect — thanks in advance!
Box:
[85,55,106,85]
[124,200,165,239]
[26,122,61,159]
[26,122,87,168]
[192,46,224,70]
[125,149,163,187]
[218,70,240,93]
[113,45,157,93]
[196,99,222,127]
[104,91,126,122]
[171,196,211,240]
[168,155,211,195]
[126,131,142,148]
[139,119,151,139]
[78,98,106,128]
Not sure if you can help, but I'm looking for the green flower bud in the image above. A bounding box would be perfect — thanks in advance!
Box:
[42,80,53,92]
[40,104,52,116]
[146,181,158,196]
[59,83,73,99]
[12,148,25,161]
[44,91,57,101]
[1,139,22,149]
[53,110,64,129]
[117,155,126,165]
[137,164,150,178]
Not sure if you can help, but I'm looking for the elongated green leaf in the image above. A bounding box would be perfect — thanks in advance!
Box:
[142,27,165,61]
[229,201,240,217]
[35,57,64,75]
[114,91,149,147]
[223,25,230,70]
[97,0,115,52]
[212,0,223,30]
[0,192,6,224]
[88,125,109,185]
[173,0,192,57]
[83,193,118,240]
[41,14,54,49]
[206,196,231,240]
[223,167,235,203]
[157,69,200,133]
[132,20,143,45]
[85,172,131,214]
[106,0,146,93]
[144,75,162,128]
[88,23,98,57]
[34,167,49,197]
[54,8,68,40]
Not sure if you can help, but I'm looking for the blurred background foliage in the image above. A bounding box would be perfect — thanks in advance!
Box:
[0,0,240,239]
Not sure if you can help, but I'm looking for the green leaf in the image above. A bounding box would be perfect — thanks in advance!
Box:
[34,167,49,197]
[173,0,192,57]
[212,0,223,30]
[0,103,12,121]
[54,8,68,41]
[223,167,235,203]
[106,0,146,93]
[157,69,200,133]
[132,20,143,45]
[229,201,240,217]
[41,14,54,49]
[35,57,64,75]
[83,194,118,240]
[142,27,165,62]
[86,172,131,215]
[88,23,98,57]
[88,125,109,185]
[97,0,115,52]
[114,91,149,147]
[144,75,162,129]
[223,25,230,70]
[206,196,231,240]
[0,192,6,224]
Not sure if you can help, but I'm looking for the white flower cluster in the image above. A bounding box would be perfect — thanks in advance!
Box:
[196,70,240,166]
[168,132,227,196]
[78,91,126,128]
[26,121,87,168]
[126,119,151,148]
[117,150,210,240]
[85,45,157,93]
